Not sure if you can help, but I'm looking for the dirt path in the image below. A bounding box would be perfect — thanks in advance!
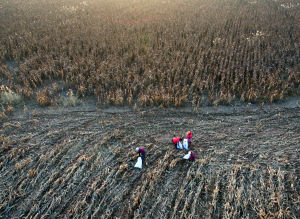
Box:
[0,103,299,218]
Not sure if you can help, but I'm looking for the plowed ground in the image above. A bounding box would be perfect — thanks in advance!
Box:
[0,104,299,218]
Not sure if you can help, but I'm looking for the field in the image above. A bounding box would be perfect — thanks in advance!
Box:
[0,0,299,110]
[0,103,299,218]
[1,0,300,218]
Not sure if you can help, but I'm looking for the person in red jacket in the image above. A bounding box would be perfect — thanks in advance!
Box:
[172,137,182,149]
[136,147,146,163]
[189,150,196,161]
[186,131,193,146]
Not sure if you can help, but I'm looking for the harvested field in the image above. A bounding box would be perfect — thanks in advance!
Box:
[1,0,300,217]
[0,103,299,218]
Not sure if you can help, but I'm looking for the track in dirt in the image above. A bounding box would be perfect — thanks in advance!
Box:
[0,104,299,218]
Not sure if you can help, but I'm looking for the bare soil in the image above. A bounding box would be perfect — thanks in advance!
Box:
[0,102,299,218]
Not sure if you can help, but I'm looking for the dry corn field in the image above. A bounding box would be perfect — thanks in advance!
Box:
[0,103,299,218]
[0,0,299,107]
[1,0,300,218]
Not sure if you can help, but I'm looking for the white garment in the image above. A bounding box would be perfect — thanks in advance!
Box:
[177,141,183,149]
[183,151,191,159]
[134,157,143,169]
[183,139,188,150]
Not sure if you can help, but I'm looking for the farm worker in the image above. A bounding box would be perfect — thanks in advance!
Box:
[172,137,183,149]
[183,138,188,150]
[136,147,146,163]
[189,150,196,161]
[186,131,193,146]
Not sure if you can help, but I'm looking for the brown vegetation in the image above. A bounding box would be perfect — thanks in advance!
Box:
[36,88,52,106]
[0,0,299,107]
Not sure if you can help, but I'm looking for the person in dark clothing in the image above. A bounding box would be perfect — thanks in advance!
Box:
[189,150,196,161]
[136,147,146,163]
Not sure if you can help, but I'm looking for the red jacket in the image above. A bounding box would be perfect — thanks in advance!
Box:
[187,132,193,142]
[172,137,180,144]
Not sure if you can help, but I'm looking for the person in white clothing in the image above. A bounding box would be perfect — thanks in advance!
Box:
[183,138,188,150]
